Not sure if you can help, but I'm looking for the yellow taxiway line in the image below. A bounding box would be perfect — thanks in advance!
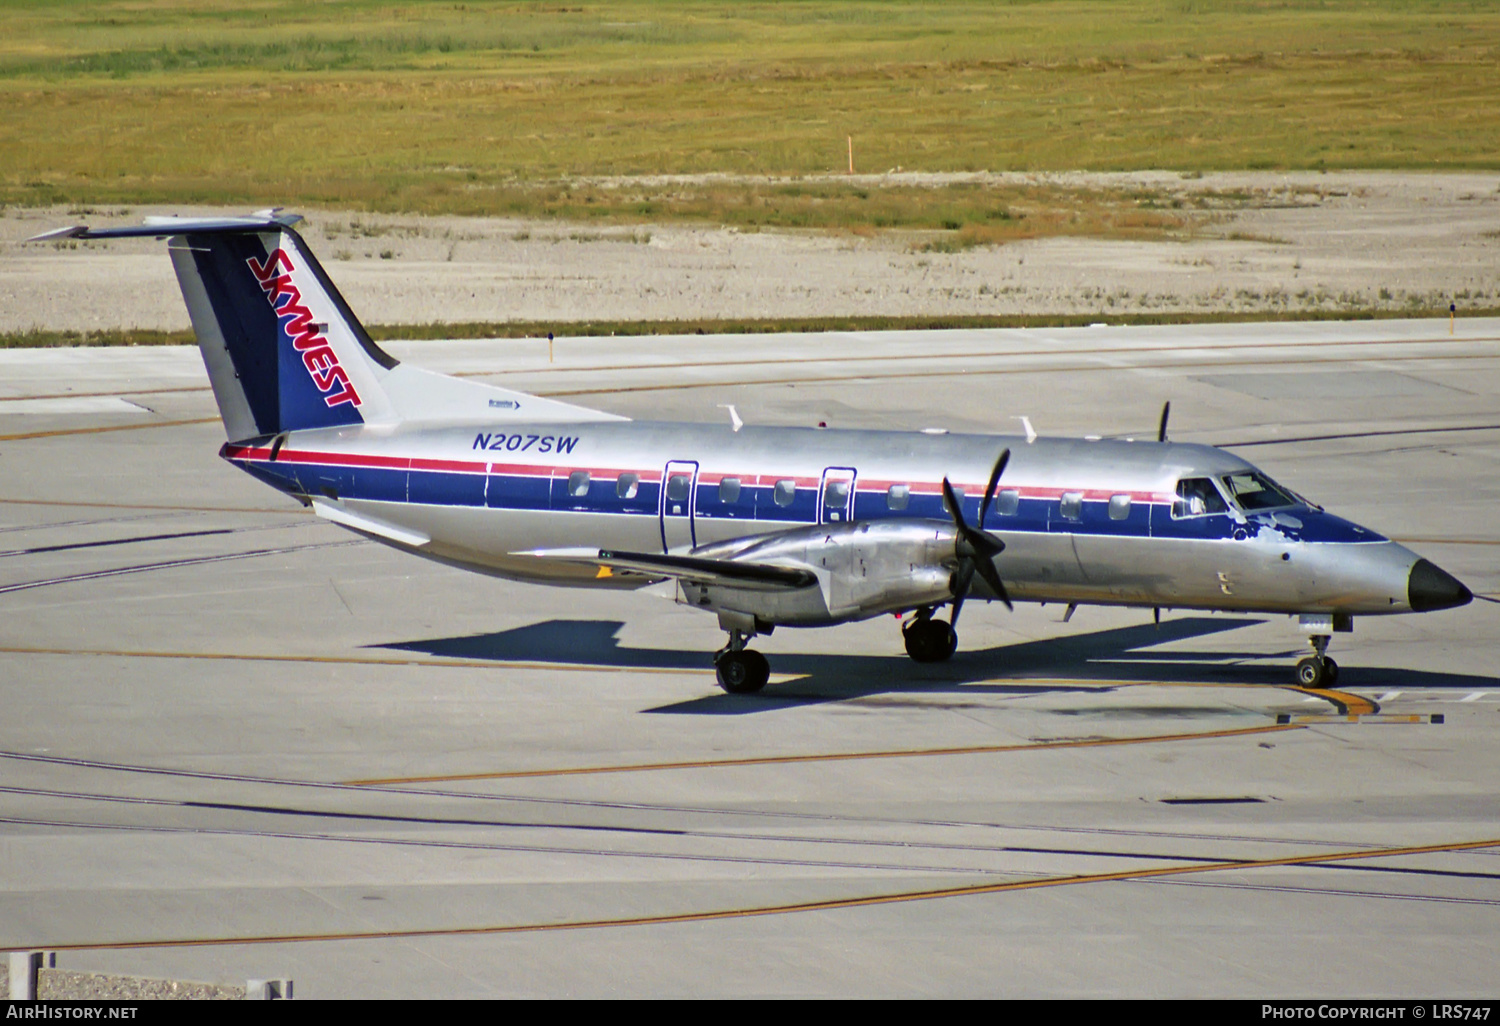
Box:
[24,834,1499,953]
[344,722,1303,786]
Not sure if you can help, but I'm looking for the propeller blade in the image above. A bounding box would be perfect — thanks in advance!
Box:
[1158,401,1171,443]
[941,476,967,530]
[969,530,1005,558]
[949,561,974,626]
[973,557,1013,612]
[946,475,1007,560]
[978,448,1011,525]
[946,465,1014,617]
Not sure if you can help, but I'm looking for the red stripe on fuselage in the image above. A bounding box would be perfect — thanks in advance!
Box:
[220,445,1170,504]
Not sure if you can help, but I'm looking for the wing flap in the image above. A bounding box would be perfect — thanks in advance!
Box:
[515,547,816,590]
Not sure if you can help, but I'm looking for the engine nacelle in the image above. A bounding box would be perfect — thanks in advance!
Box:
[680,519,961,627]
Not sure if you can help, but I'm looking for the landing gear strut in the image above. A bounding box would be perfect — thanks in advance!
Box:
[903,608,958,663]
[1295,634,1339,688]
[714,629,770,694]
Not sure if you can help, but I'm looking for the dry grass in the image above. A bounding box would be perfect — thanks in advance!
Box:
[2,2,1497,229]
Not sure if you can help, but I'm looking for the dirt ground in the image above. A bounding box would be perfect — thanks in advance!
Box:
[2,171,1497,334]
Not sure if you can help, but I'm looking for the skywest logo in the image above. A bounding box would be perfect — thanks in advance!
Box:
[247,249,361,408]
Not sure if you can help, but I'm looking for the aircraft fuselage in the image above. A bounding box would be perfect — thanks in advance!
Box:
[223,419,1453,622]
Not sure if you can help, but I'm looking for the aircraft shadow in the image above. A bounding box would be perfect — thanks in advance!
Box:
[374,615,1500,715]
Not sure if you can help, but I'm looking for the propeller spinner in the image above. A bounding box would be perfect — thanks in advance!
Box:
[940,447,1014,626]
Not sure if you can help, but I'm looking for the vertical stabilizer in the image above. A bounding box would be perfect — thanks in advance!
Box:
[163,220,400,439]
[36,215,401,441]
[29,213,624,436]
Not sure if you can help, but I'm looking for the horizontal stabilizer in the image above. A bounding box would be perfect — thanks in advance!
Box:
[516,547,817,590]
[27,214,303,243]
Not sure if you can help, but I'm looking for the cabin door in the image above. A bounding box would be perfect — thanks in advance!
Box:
[659,460,699,552]
[818,467,858,524]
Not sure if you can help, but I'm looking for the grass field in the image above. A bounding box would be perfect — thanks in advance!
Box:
[2,1,1497,227]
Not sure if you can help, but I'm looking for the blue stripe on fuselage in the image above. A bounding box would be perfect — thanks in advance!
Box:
[227,456,1378,543]
[232,457,1151,536]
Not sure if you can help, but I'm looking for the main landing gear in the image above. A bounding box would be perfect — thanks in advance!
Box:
[903,608,958,663]
[1295,633,1339,688]
[714,629,770,694]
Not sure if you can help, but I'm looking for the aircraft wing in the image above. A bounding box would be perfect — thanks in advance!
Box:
[516,547,817,590]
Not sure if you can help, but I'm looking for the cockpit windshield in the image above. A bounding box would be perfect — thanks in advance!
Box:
[1219,472,1298,511]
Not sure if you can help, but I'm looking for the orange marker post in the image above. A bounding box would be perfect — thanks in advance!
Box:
[848,135,854,175]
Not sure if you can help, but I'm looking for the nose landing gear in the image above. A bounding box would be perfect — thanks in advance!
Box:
[1295,633,1339,688]
[714,629,770,694]
[903,608,958,663]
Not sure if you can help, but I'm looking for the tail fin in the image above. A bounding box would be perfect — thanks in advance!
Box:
[34,213,623,438]
[171,216,402,439]
[38,213,398,440]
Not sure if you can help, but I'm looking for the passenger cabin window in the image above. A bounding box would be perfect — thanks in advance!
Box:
[1059,492,1083,521]
[567,471,590,497]
[666,473,691,503]
[886,484,910,511]
[1173,477,1228,518]
[1219,472,1296,511]
[823,480,849,520]
[1108,494,1132,520]
[718,477,741,504]
[773,479,796,507]
[943,486,966,515]
[616,473,639,499]
[995,489,1020,516]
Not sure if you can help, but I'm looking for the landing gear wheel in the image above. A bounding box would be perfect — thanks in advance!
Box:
[903,618,958,663]
[1322,657,1339,685]
[1296,657,1326,688]
[716,649,770,694]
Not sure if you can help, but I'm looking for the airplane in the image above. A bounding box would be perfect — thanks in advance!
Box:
[32,212,1473,694]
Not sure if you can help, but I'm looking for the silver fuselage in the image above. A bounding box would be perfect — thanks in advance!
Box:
[225,418,1429,626]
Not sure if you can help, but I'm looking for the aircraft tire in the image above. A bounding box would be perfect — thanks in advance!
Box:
[904,619,958,663]
[903,620,935,662]
[1295,657,1324,688]
[716,650,769,694]
[932,620,958,661]
[1322,657,1338,685]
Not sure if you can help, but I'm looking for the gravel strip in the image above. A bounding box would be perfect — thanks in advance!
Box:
[3,171,1496,333]
[35,969,245,1001]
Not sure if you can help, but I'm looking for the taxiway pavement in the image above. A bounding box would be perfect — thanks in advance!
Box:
[0,318,1496,997]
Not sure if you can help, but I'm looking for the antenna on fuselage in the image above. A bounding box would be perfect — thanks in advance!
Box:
[717,404,744,432]
[1157,401,1171,443]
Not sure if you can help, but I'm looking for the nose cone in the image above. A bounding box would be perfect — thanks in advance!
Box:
[1408,558,1473,612]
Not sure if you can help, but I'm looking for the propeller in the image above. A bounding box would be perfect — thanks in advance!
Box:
[941,447,1013,626]
[1158,400,1171,443]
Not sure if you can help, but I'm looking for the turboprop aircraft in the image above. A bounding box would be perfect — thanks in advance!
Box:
[33,212,1473,693]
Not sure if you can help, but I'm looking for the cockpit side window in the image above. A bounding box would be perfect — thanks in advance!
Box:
[1172,477,1228,518]
[1219,471,1297,512]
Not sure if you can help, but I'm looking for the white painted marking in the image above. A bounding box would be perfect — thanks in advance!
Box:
[1459,692,1487,703]
[1378,691,1403,701]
